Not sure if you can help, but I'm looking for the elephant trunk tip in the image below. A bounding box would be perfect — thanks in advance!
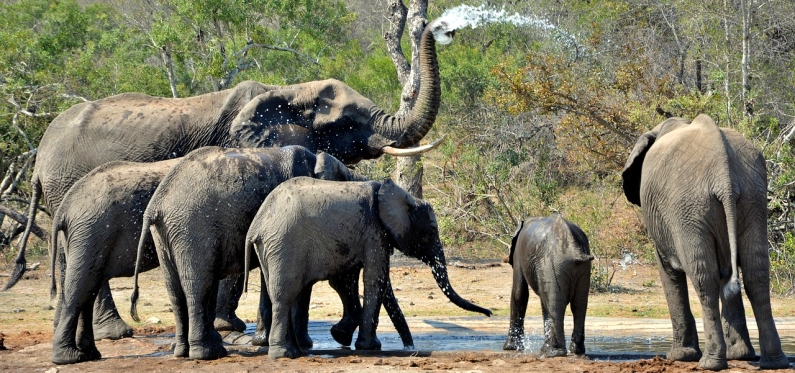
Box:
[428,19,457,45]
[723,277,741,299]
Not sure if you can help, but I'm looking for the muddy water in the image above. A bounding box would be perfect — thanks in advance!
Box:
[214,316,795,360]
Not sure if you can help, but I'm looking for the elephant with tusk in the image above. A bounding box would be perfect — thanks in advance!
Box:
[7,17,458,343]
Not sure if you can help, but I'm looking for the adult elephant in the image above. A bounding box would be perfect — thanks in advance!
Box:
[621,114,789,370]
[7,18,457,340]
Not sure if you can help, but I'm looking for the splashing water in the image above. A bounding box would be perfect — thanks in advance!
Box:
[437,4,584,57]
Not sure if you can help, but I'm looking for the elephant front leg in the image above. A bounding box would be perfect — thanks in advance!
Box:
[252,271,271,347]
[92,281,134,340]
[354,261,386,351]
[213,274,246,332]
[329,271,362,347]
[656,252,701,362]
[503,269,528,351]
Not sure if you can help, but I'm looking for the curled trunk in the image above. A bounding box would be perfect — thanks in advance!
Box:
[428,258,492,317]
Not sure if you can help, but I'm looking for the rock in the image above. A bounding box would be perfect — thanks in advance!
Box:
[145,317,161,324]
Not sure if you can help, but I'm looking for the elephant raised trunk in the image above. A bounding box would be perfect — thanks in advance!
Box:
[375,19,454,150]
[426,249,492,317]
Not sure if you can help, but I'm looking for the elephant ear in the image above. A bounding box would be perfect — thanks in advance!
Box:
[229,89,314,149]
[377,179,416,244]
[508,220,525,267]
[621,130,658,206]
[314,151,355,181]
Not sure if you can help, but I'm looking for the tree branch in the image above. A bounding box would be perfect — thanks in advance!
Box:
[0,205,45,240]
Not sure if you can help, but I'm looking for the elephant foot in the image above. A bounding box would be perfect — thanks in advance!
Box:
[80,345,102,361]
[759,353,791,370]
[51,346,89,365]
[540,343,567,358]
[251,331,269,346]
[173,342,189,358]
[667,346,702,362]
[698,355,728,371]
[502,336,524,351]
[188,343,227,360]
[726,339,755,361]
[214,315,246,332]
[93,318,134,341]
[268,344,301,359]
[295,330,313,349]
[330,323,356,347]
[568,342,586,356]
[354,336,382,351]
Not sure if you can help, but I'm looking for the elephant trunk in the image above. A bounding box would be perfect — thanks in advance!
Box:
[374,19,452,149]
[426,249,492,317]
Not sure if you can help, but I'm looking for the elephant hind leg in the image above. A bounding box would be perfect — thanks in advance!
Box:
[719,278,755,360]
[655,251,701,362]
[503,267,528,351]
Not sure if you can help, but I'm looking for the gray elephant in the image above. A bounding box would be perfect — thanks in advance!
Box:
[7,18,457,342]
[244,177,493,359]
[502,214,592,357]
[129,145,377,360]
[48,158,180,364]
[621,114,789,370]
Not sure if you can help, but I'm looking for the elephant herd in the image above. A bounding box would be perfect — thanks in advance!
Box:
[2,17,791,371]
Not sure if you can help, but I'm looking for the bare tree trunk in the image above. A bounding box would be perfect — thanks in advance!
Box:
[723,0,733,124]
[741,0,754,117]
[385,0,428,198]
[161,45,179,98]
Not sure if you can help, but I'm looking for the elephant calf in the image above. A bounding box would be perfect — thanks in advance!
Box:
[245,177,492,359]
[502,214,593,357]
[49,158,180,364]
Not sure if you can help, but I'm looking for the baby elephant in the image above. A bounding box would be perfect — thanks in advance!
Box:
[503,214,593,357]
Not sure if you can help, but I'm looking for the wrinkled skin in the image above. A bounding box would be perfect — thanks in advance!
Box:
[6,17,455,342]
[502,215,592,358]
[246,177,492,359]
[130,146,357,360]
[49,159,180,365]
[622,114,789,370]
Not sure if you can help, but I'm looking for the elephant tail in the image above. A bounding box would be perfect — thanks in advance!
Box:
[131,213,155,322]
[243,238,253,294]
[49,215,65,301]
[719,186,741,299]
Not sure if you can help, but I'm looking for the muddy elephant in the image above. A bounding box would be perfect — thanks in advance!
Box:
[48,158,180,364]
[621,114,789,370]
[7,18,457,342]
[129,146,369,360]
[244,177,493,359]
[502,214,592,357]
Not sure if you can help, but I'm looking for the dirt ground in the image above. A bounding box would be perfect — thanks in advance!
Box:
[1,254,794,372]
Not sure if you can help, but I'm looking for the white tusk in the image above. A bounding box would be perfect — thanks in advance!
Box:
[382,135,447,157]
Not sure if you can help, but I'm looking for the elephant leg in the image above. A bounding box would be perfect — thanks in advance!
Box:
[328,270,362,347]
[354,260,386,351]
[685,255,728,370]
[569,275,589,356]
[655,250,701,362]
[267,274,302,359]
[252,271,271,347]
[383,278,414,350]
[291,284,313,348]
[213,274,246,332]
[539,292,567,358]
[184,273,226,360]
[52,251,67,331]
[92,281,134,340]
[52,286,93,364]
[739,228,789,369]
[76,294,101,361]
[719,280,755,360]
[503,267,528,351]
[158,254,189,358]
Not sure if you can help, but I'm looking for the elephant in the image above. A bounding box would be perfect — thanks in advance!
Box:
[6,17,457,342]
[128,145,386,360]
[621,114,789,370]
[243,177,493,359]
[501,214,592,357]
[48,158,180,364]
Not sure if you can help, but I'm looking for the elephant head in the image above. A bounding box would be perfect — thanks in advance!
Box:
[377,179,492,317]
[229,19,457,165]
[621,117,692,206]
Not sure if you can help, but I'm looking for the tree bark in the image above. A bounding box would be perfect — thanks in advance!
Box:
[386,0,428,198]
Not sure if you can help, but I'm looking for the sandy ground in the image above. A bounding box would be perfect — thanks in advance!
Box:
[1,254,794,372]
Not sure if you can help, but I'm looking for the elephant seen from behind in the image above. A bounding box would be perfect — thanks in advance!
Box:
[502,214,592,357]
[244,177,493,359]
[621,114,789,370]
[49,158,180,364]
